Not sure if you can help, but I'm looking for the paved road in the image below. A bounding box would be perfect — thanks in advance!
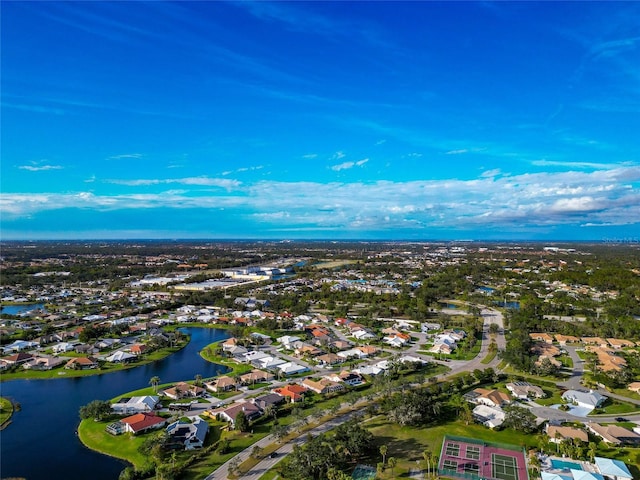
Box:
[205,406,365,480]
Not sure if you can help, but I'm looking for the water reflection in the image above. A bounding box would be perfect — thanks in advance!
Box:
[0,327,230,480]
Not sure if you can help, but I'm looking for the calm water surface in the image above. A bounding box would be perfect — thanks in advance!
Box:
[0,327,230,480]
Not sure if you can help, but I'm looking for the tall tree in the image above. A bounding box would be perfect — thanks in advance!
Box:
[235,410,250,432]
[149,376,160,393]
[379,445,388,465]
[388,457,397,479]
[79,399,112,421]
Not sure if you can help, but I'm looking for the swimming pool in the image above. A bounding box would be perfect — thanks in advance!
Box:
[551,459,583,471]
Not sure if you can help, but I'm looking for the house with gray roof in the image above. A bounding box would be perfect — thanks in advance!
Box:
[594,457,632,480]
[561,390,607,410]
[166,416,209,450]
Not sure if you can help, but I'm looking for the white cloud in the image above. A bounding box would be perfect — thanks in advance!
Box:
[107,153,143,160]
[107,177,241,189]
[302,153,318,159]
[18,164,63,172]
[331,151,346,160]
[532,159,630,169]
[480,169,501,178]
[3,166,639,234]
[445,149,469,155]
[330,158,369,171]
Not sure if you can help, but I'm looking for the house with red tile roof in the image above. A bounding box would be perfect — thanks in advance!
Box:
[273,384,308,403]
[130,344,148,355]
[120,412,167,434]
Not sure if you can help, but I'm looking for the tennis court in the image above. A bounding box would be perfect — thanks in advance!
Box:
[492,453,519,480]
[438,435,528,480]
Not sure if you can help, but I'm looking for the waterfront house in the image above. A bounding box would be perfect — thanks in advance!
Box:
[112,396,159,415]
[65,356,98,369]
[22,355,64,370]
[166,416,208,450]
[120,412,167,434]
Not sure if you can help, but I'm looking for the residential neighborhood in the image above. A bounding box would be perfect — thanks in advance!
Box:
[1,241,639,480]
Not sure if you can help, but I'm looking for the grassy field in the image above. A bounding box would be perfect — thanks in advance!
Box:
[0,397,14,429]
[310,259,358,269]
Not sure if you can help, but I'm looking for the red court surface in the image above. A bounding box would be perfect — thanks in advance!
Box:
[438,435,529,480]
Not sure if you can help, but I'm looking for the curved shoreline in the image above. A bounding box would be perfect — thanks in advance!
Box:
[0,396,14,430]
[0,338,190,384]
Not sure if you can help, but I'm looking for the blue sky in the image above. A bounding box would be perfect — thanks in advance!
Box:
[2,1,639,241]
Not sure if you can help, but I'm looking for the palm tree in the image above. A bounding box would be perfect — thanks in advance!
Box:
[149,376,160,393]
[423,449,433,477]
[194,373,203,386]
[388,457,397,479]
[588,442,597,462]
[380,445,388,465]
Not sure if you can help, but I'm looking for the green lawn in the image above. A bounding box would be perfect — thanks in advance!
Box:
[534,388,565,406]
[199,345,254,376]
[77,417,150,470]
[0,397,14,428]
[592,398,640,415]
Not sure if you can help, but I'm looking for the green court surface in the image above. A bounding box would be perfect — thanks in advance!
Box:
[491,453,519,480]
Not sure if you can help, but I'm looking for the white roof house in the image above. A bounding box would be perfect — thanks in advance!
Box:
[353,329,376,340]
[472,404,505,429]
[254,356,286,370]
[243,351,270,363]
[337,348,367,359]
[112,395,159,415]
[105,351,136,363]
[383,336,406,348]
[561,390,607,409]
[571,472,604,480]
[277,335,302,348]
[541,473,573,480]
[277,362,309,375]
[594,457,633,480]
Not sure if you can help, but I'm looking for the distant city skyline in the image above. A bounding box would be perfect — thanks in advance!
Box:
[2,1,639,240]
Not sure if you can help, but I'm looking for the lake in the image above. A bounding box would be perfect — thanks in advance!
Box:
[0,327,231,480]
[1,303,46,315]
